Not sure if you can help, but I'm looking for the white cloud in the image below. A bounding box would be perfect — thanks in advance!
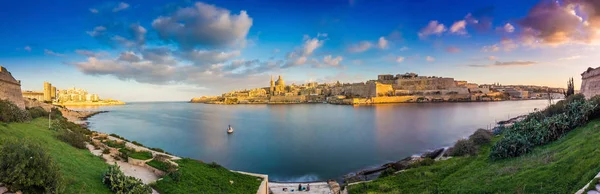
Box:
[348,41,373,53]
[449,20,467,35]
[482,45,500,52]
[113,2,129,12]
[396,56,405,63]
[24,46,31,52]
[418,20,447,39]
[118,51,142,62]
[504,23,515,33]
[558,55,582,60]
[130,23,147,46]
[317,33,328,38]
[425,56,435,62]
[89,8,99,14]
[399,46,409,51]
[303,37,324,56]
[86,26,106,37]
[378,37,389,49]
[152,2,253,48]
[273,49,280,53]
[319,55,343,68]
[469,60,537,67]
[44,49,65,57]
[181,50,241,67]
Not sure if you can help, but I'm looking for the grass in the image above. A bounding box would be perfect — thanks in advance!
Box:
[0,118,111,194]
[128,151,153,160]
[348,120,600,193]
[146,159,171,172]
[152,158,262,193]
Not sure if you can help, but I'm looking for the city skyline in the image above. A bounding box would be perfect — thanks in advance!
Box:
[1,0,599,101]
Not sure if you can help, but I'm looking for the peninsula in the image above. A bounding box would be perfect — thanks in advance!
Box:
[190,73,565,105]
[22,81,125,106]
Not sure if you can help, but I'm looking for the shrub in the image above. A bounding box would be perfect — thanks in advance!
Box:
[26,107,48,119]
[378,168,396,178]
[56,130,87,149]
[129,151,153,160]
[149,147,165,153]
[450,139,477,157]
[408,158,435,169]
[105,140,125,149]
[469,129,493,145]
[102,164,152,194]
[208,162,222,169]
[132,141,144,146]
[147,159,175,172]
[103,148,110,155]
[0,100,31,122]
[0,139,64,193]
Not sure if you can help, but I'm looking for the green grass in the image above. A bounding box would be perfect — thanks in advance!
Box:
[152,158,262,193]
[128,151,153,160]
[348,120,600,193]
[0,118,111,194]
[146,159,171,172]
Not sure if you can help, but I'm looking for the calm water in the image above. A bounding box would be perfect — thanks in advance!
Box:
[74,100,550,182]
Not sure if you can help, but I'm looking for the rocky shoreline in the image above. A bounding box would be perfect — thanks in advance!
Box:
[342,114,526,185]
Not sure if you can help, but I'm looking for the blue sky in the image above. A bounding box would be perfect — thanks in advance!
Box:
[1,0,599,101]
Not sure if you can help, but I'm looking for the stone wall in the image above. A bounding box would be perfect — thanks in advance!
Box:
[395,77,456,90]
[269,95,307,103]
[0,66,25,109]
[581,67,600,99]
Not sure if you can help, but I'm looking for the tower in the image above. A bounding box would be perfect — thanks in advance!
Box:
[51,86,56,99]
[269,75,275,96]
[43,82,52,102]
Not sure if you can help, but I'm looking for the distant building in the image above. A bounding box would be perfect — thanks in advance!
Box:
[22,91,44,101]
[43,82,52,101]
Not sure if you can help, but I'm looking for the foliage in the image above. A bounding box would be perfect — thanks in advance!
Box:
[0,100,31,122]
[132,141,144,146]
[0,118,111,193]
[102,164,152,194]
[109,133,129,141]
[52,117,92,136]
[103,148,111,154]
[152,158,262,193]
[491,98,596,160]
[542,93,585,117]
[0,139,64,193]
[105,140,126,149]
[469,129,492,145]
[26,106,48,119]
[408,158,435,169]
[149,147,165,153]
[146,159,175,172]
[128,151,153,160]
[564,77,575,98]
[378,168,396,178]
[56,130,87,149]
[450,139,477,157]
[348,120,600,193]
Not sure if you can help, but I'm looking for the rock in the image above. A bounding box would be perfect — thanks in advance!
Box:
[587,190,600,194]
[0,187,7,194]
[596,184,600,191]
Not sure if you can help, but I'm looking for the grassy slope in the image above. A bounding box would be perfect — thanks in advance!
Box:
[349,120,600,193]
[152,158,262,194]
[0,118,111,194]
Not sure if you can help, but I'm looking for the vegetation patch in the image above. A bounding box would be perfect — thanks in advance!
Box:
[450,139,477,157]
[348,119,600,193]
[129,150,153,160]
[105,140,126,149]
[0,100,31,122]
[103,164,152,194]
[0,118,111,193]
[146,159,173,172]
[152,158,262,193]
[56,130,87,149]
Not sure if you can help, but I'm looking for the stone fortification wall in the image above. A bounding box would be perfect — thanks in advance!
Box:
[0,66,25,109]
[269,95,306,103]
[395,77,456,90]
[581,67,600,99]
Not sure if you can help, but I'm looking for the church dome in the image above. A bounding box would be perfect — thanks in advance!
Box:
[275,75,284,86]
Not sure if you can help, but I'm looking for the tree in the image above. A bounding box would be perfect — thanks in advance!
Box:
[564,77,575,98]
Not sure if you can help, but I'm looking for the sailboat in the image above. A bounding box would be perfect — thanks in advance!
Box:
[227,125,234,134]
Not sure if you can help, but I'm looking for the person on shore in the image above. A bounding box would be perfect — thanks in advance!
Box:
[298,184,302,191]
[307,184,310,191]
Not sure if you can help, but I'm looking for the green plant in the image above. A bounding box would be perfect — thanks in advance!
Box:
[149,147,165,153]
[56,130,87,149]
[128,151,153,160]
[469,129,493,145]
[379,168,396,178]
[26,107,48,119]
[103,148,110,155]
[132,141,144,146]
[102,164,152,194]
[147,159,174,172]
[105,140,126,149]
[208,161,222,168]
[408,158,435,169]
[451,139,477,157]
[0,100,31,122]
[0,139,64,193]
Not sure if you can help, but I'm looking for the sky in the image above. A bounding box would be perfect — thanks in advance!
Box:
[1,0,599,102]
